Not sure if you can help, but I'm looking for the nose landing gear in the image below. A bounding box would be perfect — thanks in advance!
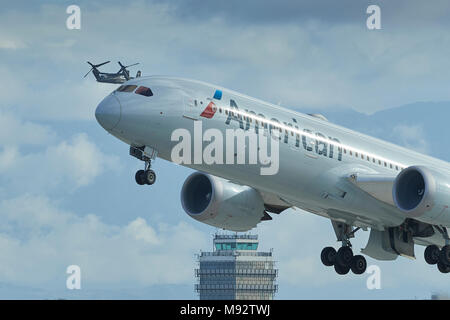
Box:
[135,164,156,185]
[130,145,158,186]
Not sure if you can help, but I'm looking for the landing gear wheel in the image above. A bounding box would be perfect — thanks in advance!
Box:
[334,263,350,275]
[321,247,337,266]
[439,245,450,266]
[437,261,450,273]
[135,170,146,185]
[145,169,156,185]
[336,246,353,267]
[424,245,440,265]
[350,255,367,274]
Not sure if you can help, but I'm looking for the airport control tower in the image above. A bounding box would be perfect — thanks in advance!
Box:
[195,234,278,300]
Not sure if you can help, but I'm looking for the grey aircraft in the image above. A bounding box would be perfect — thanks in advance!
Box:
[84,61,141,84]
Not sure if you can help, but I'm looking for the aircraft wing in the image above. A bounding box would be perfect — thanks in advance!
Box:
[258,189,292,214]
[347,173,396,206]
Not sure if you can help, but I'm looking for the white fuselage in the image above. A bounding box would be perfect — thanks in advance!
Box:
[95,76,450,233]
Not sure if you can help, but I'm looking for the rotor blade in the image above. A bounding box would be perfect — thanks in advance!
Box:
[118,61,125,68]
[125,63,139,68]
[83,68,93,78]
[95,60,110,68]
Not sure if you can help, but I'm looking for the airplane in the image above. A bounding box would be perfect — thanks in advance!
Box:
[94,76,450,276]
[84,61,141,84]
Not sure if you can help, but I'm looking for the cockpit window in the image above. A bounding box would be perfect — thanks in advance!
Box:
[135,86,153,97]
[116,85,137,92]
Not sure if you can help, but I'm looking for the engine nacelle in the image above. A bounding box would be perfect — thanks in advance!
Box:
[180,172,265,231]
[393,166,450,225]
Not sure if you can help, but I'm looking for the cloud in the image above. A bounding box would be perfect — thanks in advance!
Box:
[0,39,26,50]
[0,194,208,289]
[392,124,429,154]
[2,1,450,118]
[0,78,113,122]
[163,0,450,27]
[0,111,56,146]
[0,132,121,193]
[125,217,161,245]
[0,147,18,172]
[48,133,115,187]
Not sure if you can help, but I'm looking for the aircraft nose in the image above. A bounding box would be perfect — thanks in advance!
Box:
[95,94,121,131]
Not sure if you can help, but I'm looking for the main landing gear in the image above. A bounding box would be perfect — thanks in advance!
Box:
[130,145,157,186]
[424,227,450,273]
[321,246,367,275]
[424,245,450,273]
[321,222,367,275]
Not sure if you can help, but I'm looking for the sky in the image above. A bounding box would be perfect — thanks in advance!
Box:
[1,0,450,299]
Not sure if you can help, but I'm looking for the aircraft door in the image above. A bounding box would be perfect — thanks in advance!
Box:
[183,96,199,120]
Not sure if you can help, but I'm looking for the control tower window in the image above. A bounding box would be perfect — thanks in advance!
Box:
[135,86,153,97]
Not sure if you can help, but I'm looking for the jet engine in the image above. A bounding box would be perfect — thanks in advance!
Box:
[180,172,266,231]
[393,166,450,225]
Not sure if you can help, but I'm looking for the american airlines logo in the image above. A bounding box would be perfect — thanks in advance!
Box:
[200,101,217,119]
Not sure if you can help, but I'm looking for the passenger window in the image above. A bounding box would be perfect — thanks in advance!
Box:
[384,162,387,167]
[135,86,153,97]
